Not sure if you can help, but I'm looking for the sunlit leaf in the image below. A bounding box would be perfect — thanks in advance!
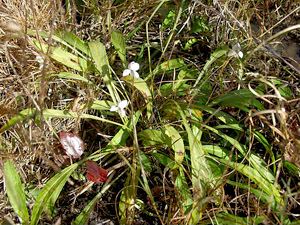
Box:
[111,30,126,66]
[4,161,29,224]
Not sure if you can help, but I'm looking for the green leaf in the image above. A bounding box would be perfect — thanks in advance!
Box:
[122,76,153,120]
[164,125,185,166]
[88,41,118,103]
[219,158,283,208]
[170,100,213,224]
[203,124,275,184]
[209,89,264,111]
[153,152,175,169]
[111,30,126,66]
[31,163,79,225]
[33,41,88,72]
[137,152,152,172]
[0,108,124,134]
[175,169,193,213]
[201,212,264,225]
[161,9,175,31]
[153,58,185,75]
[4,161,29,224]
[278,85,291,99]
[88,100,114,111]
[55,30,89,55]
[54,72,90,83]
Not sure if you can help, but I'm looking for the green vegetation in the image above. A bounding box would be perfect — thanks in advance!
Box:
[1,0,300,224]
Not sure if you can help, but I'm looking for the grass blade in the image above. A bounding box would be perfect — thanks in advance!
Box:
[31,163,79,225]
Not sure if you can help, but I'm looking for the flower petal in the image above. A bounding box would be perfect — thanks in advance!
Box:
[119,108,126,117]
[228,50,235,57]
[232,43,241,51]
[110,105,118,112]
[133,71,139,79]
[122,69,131,77]
[59,132,84,159]
[238,51,244,58]
[118,100,128,109]
[128,61,140,71]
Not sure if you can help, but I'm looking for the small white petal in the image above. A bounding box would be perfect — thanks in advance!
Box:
[119,108,126,117]
[123,69,131,77]
[238,51,244,58]
[133,71,139,79]
[228,50,235,57]
[128,62,140,71]
[110,105,118,112]
[118,100,128,109]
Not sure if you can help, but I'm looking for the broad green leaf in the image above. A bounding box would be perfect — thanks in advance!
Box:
[162,102,237,124]
[219,158,283,208]
[184,38,198,50]
[209,89,264,111]
[203,145,232,160]
[153,152,175,169]
[122,76,153,120]
[31,163,79,225]
[278,85,291,99]
[161,9,175,31]
[139,129,166,146]
[203,124,275,184]
[88,41,118,103]
[137,152,152,172]
[139,125,184,167]
[0,108,124,134]
[4,161,29,224]
[28,30,87,58]
[111,30,126,66]
[33,41,88,72]
[226,180,279,211]
[88,100,114,111]
[54,72,90,83]
[164,125,185,166]
[153,58,185,74]
[55,30,89,55]
[0,108,36,134]
[171,101,213,223]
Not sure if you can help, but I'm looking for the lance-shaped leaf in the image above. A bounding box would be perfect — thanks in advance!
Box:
[4,161,29,224]
[31,163,79,225]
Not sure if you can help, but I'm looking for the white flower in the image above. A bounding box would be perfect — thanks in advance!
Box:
[228,43,243,59]
[110,100,128,117]
[122,62,140,79]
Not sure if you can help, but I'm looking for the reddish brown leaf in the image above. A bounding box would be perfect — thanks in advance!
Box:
[85,160,108,183]
[59,132,84,159]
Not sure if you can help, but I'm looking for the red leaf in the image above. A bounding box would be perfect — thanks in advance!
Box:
[59,132,84,159]
[85,160,108,183]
